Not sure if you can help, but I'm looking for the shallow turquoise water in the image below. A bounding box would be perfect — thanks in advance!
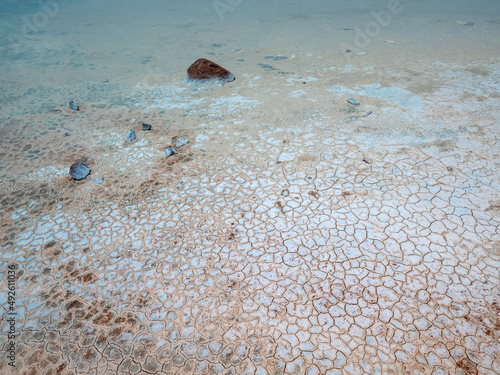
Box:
[1,0,499,117]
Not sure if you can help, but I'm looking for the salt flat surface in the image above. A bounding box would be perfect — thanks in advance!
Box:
[0,0,500,374]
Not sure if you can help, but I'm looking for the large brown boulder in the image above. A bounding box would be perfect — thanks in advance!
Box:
[186,58,235,86]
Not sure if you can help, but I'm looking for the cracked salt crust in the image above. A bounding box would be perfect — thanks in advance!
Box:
[22,165,67,182]
[1,60,499,375]
[329,84,426,111]
[209,95,261,113]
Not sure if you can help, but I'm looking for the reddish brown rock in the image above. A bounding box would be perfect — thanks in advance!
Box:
[186,58,235,85]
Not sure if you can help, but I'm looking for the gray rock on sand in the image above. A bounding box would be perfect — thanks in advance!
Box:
[142,123,152,131]
[172,136,189,148]
[69,101,79,111]
[347,98,360,106]
[165,146,178,157]
[69,161,90,180]
[127,130,136,142]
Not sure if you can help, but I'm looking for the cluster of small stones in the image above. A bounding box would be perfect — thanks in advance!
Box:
[0,63,499,375]
[1,124,499,375]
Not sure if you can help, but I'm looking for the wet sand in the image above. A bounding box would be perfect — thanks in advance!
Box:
[1,0,499,374]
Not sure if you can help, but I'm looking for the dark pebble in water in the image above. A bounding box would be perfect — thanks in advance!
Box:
[345,49,352,53]
[363,111,372,117]
[142,123,152,131]
[165,146,178,157]
[69,101,79,111]
[127,130,136,142]
[447,167,453,171]
[53,109,62,113]
[69,162,90,180]
[347,98,360,105]
[64,132,71,137]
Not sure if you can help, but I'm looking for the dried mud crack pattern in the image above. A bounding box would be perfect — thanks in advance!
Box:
[1,127,499,375]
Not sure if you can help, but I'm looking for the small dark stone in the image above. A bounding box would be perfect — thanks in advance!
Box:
[345,49,352,53]
[302,82,306,84]
[69,162,90,180]
[363,111,372,117]
[102,79,109,83]
[69,101,79,111]
[127,130,136,142]
[347,98,360,106]
[447,167,453,171]
[142,123,152,131]
[64,133,71,137]
[52,109,62,113]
